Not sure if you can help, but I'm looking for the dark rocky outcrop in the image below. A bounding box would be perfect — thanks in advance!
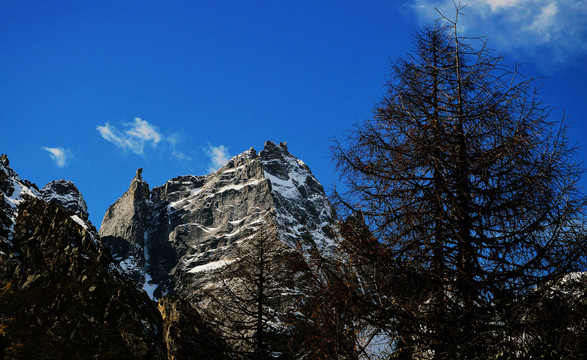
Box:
[0,196,166,359]
[0,155,231,359]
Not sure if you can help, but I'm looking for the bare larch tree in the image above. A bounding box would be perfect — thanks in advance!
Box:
[332,7,587,359]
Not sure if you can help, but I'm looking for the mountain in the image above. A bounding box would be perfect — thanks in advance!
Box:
[0,155,229,360]
[99,141,337,301]
[98,141,338,356]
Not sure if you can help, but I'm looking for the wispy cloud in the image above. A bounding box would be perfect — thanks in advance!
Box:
[167,133,192,161]
[42,146,71,167]
[97,118,163,155]
[485,0,522,11]
[172,150,190,161]
[410,0,587,70]
[205,144,231,172]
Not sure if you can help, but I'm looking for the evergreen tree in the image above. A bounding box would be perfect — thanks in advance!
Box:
[199,217,295,359]
[332,7,587,358]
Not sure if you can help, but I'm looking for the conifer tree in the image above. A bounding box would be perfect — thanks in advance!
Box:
[199,217,295,359]
[332,6,587,358]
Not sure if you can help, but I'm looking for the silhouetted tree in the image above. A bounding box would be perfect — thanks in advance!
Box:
[332,6,587,358]
[200,217,295,359]
[290,229,363,360]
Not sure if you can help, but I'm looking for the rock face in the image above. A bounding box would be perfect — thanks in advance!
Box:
[99,171,152,289]
[99,141,337,300]
[158,295,229,360]
[0,155,228,359]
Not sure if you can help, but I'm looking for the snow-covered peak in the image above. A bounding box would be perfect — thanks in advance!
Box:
[40,179,88,217]
[260,141,320,198]
[100,142,338,300]
[259,141,336,254]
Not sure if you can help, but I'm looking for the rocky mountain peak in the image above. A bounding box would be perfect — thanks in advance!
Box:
[260,141,289,164]
[130,168,150,199]
[99,141,337,302]
[259,141,334,252]
[39,179,88,219]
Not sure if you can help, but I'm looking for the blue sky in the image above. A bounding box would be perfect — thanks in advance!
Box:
[2,0,587,227]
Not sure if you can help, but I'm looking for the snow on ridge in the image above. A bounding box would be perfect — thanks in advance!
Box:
[70,214,99,245]
[192,223,218,234]
[260,148,313,200]
[169,178,264,210]
[188,259,233,274]
[143,230,157,300]
[41,190,87,213]
[263,171,302,200]
[216,179,263,195]
[119,256,141,274]
[70,214,89,231]
[169,187,205,208]
[2,163,39,242]
[5,176,39,203]
[259,145,337,255]
[39,180,88,212]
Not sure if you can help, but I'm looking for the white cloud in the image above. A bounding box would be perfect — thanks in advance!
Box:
[42,146,71,167]
[410,0,587,69]
[486,0,522,11]
[525,3,558,41]
[205,144,231,172]
[126,118,162,144]
[97,117,164,155]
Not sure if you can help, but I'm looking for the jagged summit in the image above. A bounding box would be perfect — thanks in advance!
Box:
[39,179,88,218]
[1,156,89,231]
[99,141,337,300]
[1,154,94,259]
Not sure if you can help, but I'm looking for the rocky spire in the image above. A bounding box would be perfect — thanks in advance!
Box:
[0,154,8,166]
[99,169,151,285]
